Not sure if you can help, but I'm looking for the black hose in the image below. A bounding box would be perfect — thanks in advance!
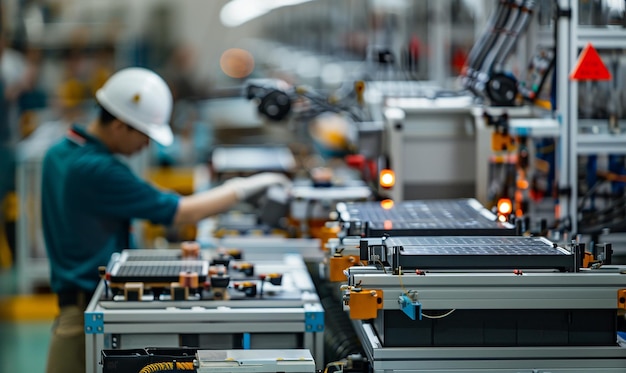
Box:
[306,263,364,365]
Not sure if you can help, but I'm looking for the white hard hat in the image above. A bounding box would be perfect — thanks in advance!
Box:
[96,67,173,146]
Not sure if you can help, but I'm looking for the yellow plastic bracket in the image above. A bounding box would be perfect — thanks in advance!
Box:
[582,251,594,268]
[329,255,359,282]
[491,132,515,152]
[618,289,626,310]
[349,289,383,320]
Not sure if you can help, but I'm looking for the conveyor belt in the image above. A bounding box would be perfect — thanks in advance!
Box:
[337,198,516,237]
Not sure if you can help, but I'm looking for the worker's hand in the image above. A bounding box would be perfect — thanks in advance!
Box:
[226,172,291,201]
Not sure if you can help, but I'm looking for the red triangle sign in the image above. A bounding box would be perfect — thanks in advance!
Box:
[570,43,612,81]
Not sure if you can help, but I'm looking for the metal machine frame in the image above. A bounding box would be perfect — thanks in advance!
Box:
[341,236,626,372]
[84,251,325,373]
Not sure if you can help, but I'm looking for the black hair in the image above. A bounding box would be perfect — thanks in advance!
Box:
[98,104,117,125]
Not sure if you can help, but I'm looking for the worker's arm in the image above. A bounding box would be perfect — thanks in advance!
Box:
[173,183,238,225]
[172,172,291,225]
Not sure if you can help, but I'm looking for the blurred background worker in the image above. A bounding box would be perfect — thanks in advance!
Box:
[41,67,291,373]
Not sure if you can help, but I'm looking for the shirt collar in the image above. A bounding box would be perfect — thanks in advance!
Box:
[67,124,109,153]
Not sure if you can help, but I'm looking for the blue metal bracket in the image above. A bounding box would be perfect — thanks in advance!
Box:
[304,305,325,332]
[399,294,422,321]
[84,312,104,334]
[242,333,251,349]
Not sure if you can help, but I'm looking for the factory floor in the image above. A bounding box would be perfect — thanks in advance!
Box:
[0,266,55,373]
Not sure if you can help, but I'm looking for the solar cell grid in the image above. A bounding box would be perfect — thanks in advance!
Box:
[339,199,515,235]
[381,235,573,271]
[388,236,548,246]
[401,245,567,256]
[124,254,181,261]
[347,200,482,224]
[110,261,208,283]
[115,263,205,277]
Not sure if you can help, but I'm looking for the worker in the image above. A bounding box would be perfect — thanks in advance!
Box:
[42,67,291,373]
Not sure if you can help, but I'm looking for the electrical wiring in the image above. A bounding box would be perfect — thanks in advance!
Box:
[471,1,519,87]
[578,171,626,227]
[299,91,364,122]
[464,0,511,82]
[138,361,195,373]
[493,0,537,71]
[421,309,456,319]
[396,266,455,319]
[375,259,387,274]
[324,360,345,373]
[396,266,411,297]
[582,196,626,220]
[578,178,609,210]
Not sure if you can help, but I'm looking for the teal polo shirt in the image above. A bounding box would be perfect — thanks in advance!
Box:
[41,125,180,294]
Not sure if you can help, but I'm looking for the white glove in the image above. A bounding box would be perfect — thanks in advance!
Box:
[225,172,291,201]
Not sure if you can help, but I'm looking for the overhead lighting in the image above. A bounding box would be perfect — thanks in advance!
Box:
[220,0,313,28]
[220,48,255,78]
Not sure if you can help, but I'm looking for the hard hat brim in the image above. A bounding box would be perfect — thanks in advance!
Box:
[146,123,174,147]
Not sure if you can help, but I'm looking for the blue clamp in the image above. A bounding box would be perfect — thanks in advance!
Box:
[242,333,251,349]
[304,306,325,332]
[84,312,104,334]
[399,294,422,321]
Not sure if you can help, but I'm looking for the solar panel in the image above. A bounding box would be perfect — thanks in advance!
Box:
[381,236,574,271]
[123,254,182,261]
[118,249,187,262]
[109,261,209,283]
[386,236,547,247]
[337,198,516,236]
